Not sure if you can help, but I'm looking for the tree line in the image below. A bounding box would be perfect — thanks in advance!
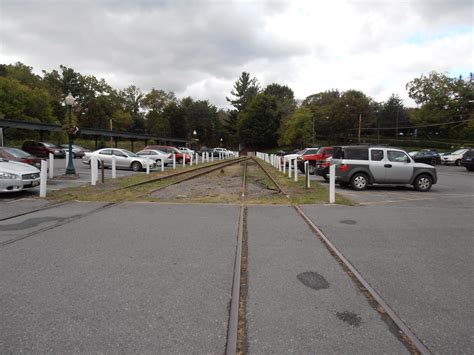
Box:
[1,62,472,149]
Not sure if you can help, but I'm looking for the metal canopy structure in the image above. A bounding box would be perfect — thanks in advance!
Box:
[0,119,190,149]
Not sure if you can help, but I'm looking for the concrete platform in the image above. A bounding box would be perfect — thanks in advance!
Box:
[0,203,239,353]
[246,205,407,353]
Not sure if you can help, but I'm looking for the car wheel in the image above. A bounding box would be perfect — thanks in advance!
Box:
[350,173,368,190]
[466,167,474,171]
[131,161,142,171]
[323,175,329,182]
[308,163,316,175]
[430,158,437,165]
[155,159,162,166]
[177,158,183,164]
[455,159,461,166]
[413,174,432,192]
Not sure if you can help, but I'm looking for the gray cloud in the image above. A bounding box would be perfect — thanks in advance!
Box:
[0,0,471,108]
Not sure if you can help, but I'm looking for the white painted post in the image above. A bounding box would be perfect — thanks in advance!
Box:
[112,155,116,179]
[182,154,185,168]
[283,158,286,174]
[160,158,164,172]
[40,160,47,198]
[190,153,193,166]
[91,156,97,186]
[294,159,298,182]
[196,153,199,165]
[329,163,336,204]
[173,154,176,169]
[48,153,54,179]
[65,151,69,169]
[146,159,150,174]
[288,159,292,178]
[304,161,310,189]
[211,153,214,162]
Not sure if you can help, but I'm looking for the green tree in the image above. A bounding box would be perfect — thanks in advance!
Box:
[226,72,260,112]
[278,107,313,147]
[237,93,279,148]
[406,71,474,139]
[379,94,410,136]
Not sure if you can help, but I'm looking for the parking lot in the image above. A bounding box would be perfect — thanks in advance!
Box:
[1,158,472,353]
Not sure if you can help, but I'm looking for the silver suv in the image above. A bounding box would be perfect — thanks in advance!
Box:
[332,146,437,192]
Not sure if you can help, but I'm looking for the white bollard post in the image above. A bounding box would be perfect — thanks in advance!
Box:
[283,158,286,174]
[173,154,176,169]
[305,161,310,188]
[146,159,150,174]
[190,153,193,166]
[288,158,292,178]
[329,163,336,204]
[65,151,69,169]
[160,158,164,172]
[91,156,98,186]
[182,155,185,168]
[294,159,298,182]
[211,153,214,162]
[48,153,54,179]
[112,155,116,179]
[40,160,47,198]
[195,153,199,165]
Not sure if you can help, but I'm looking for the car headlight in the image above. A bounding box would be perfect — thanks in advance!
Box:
[0,172,20,179]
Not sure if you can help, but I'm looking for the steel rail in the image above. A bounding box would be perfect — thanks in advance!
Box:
[251,156,431,354]
[0,200,71,222]
[143,157,247,196]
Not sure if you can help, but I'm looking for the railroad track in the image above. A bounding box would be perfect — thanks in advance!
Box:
[224,156,430,355]
[1,155,430,354]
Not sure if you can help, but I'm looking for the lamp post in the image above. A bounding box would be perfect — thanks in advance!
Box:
[65,92,76,175]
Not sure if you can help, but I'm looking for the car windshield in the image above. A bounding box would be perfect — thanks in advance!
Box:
[122,150,138,157]
[43,142,58,148]
[451,149,466,155]
[4,148,30,158]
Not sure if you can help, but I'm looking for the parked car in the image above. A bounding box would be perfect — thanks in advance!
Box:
[460,149,474,171]
[144,145,191,163]
[441,148,469,165]
[82,148,156,171]
[297,146,334,174]
[284,147,320,166]
[22,141,66,158]
[60,144,90,158]
[409,150,441,165]
[198,148,213,157]
[331,145,437,192]
[0,147,42,168]
[136,149,173,166]
[212,147,228,157]
[178,147,195,155]
[0,158,41,193]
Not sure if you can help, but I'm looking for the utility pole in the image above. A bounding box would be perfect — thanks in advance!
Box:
[312,114,315,145]
[358,114,362,143]
[110,119,113,146]
[396,108,399,140]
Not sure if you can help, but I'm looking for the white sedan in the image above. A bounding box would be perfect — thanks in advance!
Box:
[0,158,41,193]
[136,149,173,166]
[82,148,156,171]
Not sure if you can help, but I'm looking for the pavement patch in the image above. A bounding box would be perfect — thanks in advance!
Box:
[336,311,362,328]
[296,271,330,290]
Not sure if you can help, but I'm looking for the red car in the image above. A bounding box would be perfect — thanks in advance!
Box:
[22,141,66,158]
[297,146,333,174]
[144,145,191,163]
[0,147,43,168]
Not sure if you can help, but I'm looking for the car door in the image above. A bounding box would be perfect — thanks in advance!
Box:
[98,149,113,166]
[368,148,386,182]
[385,150,413,183]
[112,150,129,168]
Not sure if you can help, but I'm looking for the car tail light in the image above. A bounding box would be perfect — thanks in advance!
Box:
[338,164,349,172]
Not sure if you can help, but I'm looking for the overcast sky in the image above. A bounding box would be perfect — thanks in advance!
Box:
[1,0,472,108]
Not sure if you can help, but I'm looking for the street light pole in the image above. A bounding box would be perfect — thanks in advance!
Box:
[65,92,76,175]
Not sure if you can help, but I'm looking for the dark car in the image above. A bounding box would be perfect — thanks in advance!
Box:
[409,150,441,165]
[0,147,42,168]
[60,144,90,158]
[460,149,474,171]
[22,141,66,158]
